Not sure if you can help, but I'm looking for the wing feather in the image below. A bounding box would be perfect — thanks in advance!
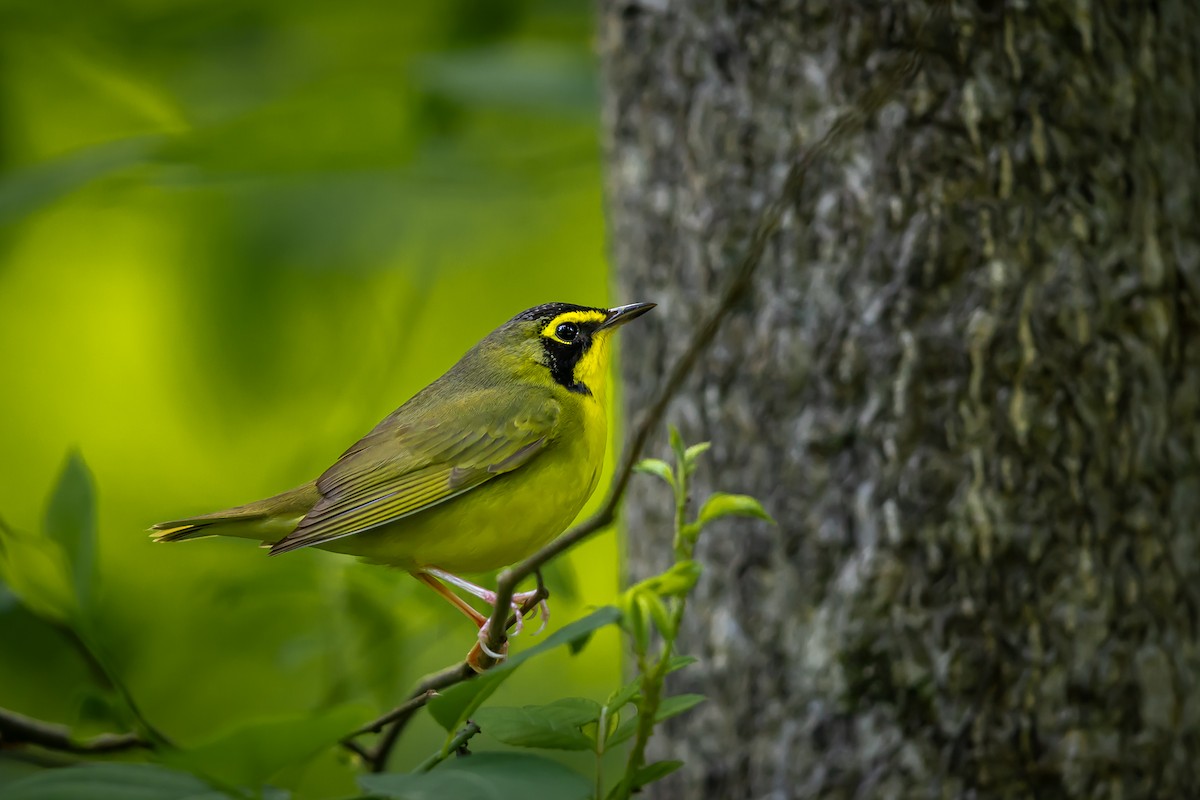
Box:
[268,391,560,555]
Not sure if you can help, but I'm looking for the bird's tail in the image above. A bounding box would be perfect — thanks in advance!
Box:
[151,481,321,545]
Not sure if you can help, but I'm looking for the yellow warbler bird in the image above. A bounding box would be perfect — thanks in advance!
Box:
[152,301,654,668]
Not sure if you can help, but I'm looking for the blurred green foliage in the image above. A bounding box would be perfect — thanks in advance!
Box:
[0,0,622,796]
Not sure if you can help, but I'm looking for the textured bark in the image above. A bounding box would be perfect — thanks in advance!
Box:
[601,2,1200,798]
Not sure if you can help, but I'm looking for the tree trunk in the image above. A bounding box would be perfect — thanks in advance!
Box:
[601,2,1200,798]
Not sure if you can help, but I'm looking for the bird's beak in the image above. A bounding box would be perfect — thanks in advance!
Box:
[598,302,656,331]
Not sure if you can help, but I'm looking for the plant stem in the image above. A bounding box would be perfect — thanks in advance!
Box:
[414,722,480,773]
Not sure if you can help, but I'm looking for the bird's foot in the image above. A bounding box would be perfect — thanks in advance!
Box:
[512,590,550,636]
[466,635,507,673]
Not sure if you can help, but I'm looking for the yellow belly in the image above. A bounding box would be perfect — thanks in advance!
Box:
[318,402,605,574]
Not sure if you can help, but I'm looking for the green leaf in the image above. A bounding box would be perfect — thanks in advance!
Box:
[632,760,684,789]
[666,655,699,673]
[161,705,366,788]
[636,592,674,639]
[683,442,711,475]
[603,657,696,714]
[0,136,162,226]
[43,451,98,613]
[428,606,620,733]
[696,493,774,528]
[668,425,686,467]
[359,752,591,800]
[1,763,232,800]
[412,45,599,116]
[0,518,76,623]
[632,458,675,488]
[607,715,637,747]
[473,697,600,750]
[655,693,706,723]
[608,695,706,748]
[619,592,649,655]
[605,677,641,714]
[655,561,702,598]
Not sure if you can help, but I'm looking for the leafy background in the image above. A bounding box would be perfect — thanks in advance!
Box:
[0,0,624,796]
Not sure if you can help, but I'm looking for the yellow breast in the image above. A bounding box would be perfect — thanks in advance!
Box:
[321,391,607,574]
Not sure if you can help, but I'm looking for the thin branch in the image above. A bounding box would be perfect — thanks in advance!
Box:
[413,722,481,774]
[343,661,476,773]
[346,690,438,738]
[0,707,152,755]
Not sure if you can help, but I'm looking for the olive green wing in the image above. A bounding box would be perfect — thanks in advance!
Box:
[268,393,561,555]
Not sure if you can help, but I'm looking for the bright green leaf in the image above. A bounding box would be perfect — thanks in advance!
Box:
[633,760,684,789]
[43,451,98,614]
[696,493,774,528]
[636,592,674,639]
[661,561,702,597]
[428,606,619,733]
[359,752,591,800]
[683,442,710,474]
[473,697,600,750]
[161,706,366,788]
[1,763,233,800]
[632,458,675,488]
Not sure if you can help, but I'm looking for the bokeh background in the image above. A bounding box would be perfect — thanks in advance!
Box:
[0,1,623,796]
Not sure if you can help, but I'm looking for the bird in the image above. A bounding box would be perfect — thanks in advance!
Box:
[151,301,655,670]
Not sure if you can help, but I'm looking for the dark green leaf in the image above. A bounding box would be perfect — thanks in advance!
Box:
[43,451,98,614]
[359,752,590,800]
[608,715,637,747]
[608,695,706,747]
[0,518,75,623]
[412,45,598,116]
[632,459,675,488]
[605,677,641,714]
[696,493,774,528]
[619,592,650,655]
[668,425,686,467]
[632,760,684,789]
[474,697,600,750]
[0,137,162,226]
[161,706,366,788]
[428,606,620,733]
[666,655,699,673]
[1,763,231,800]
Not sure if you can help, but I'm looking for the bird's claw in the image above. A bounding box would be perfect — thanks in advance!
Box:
[476,620,507,659]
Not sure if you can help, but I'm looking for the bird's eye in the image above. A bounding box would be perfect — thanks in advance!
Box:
[555,322,579,342]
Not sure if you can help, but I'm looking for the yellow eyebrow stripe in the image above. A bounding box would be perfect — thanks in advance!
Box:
[541,311,607,341]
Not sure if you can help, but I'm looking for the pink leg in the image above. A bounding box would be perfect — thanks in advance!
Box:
[423,569,551,656]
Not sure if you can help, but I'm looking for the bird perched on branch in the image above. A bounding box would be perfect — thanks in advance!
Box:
[151,301,654,671]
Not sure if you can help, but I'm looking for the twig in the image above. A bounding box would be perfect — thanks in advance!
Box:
[346,690,438,738]
[413,722,481,774]
[345,661,475,772]
[0,707,152,755]
[342,17,930,766]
